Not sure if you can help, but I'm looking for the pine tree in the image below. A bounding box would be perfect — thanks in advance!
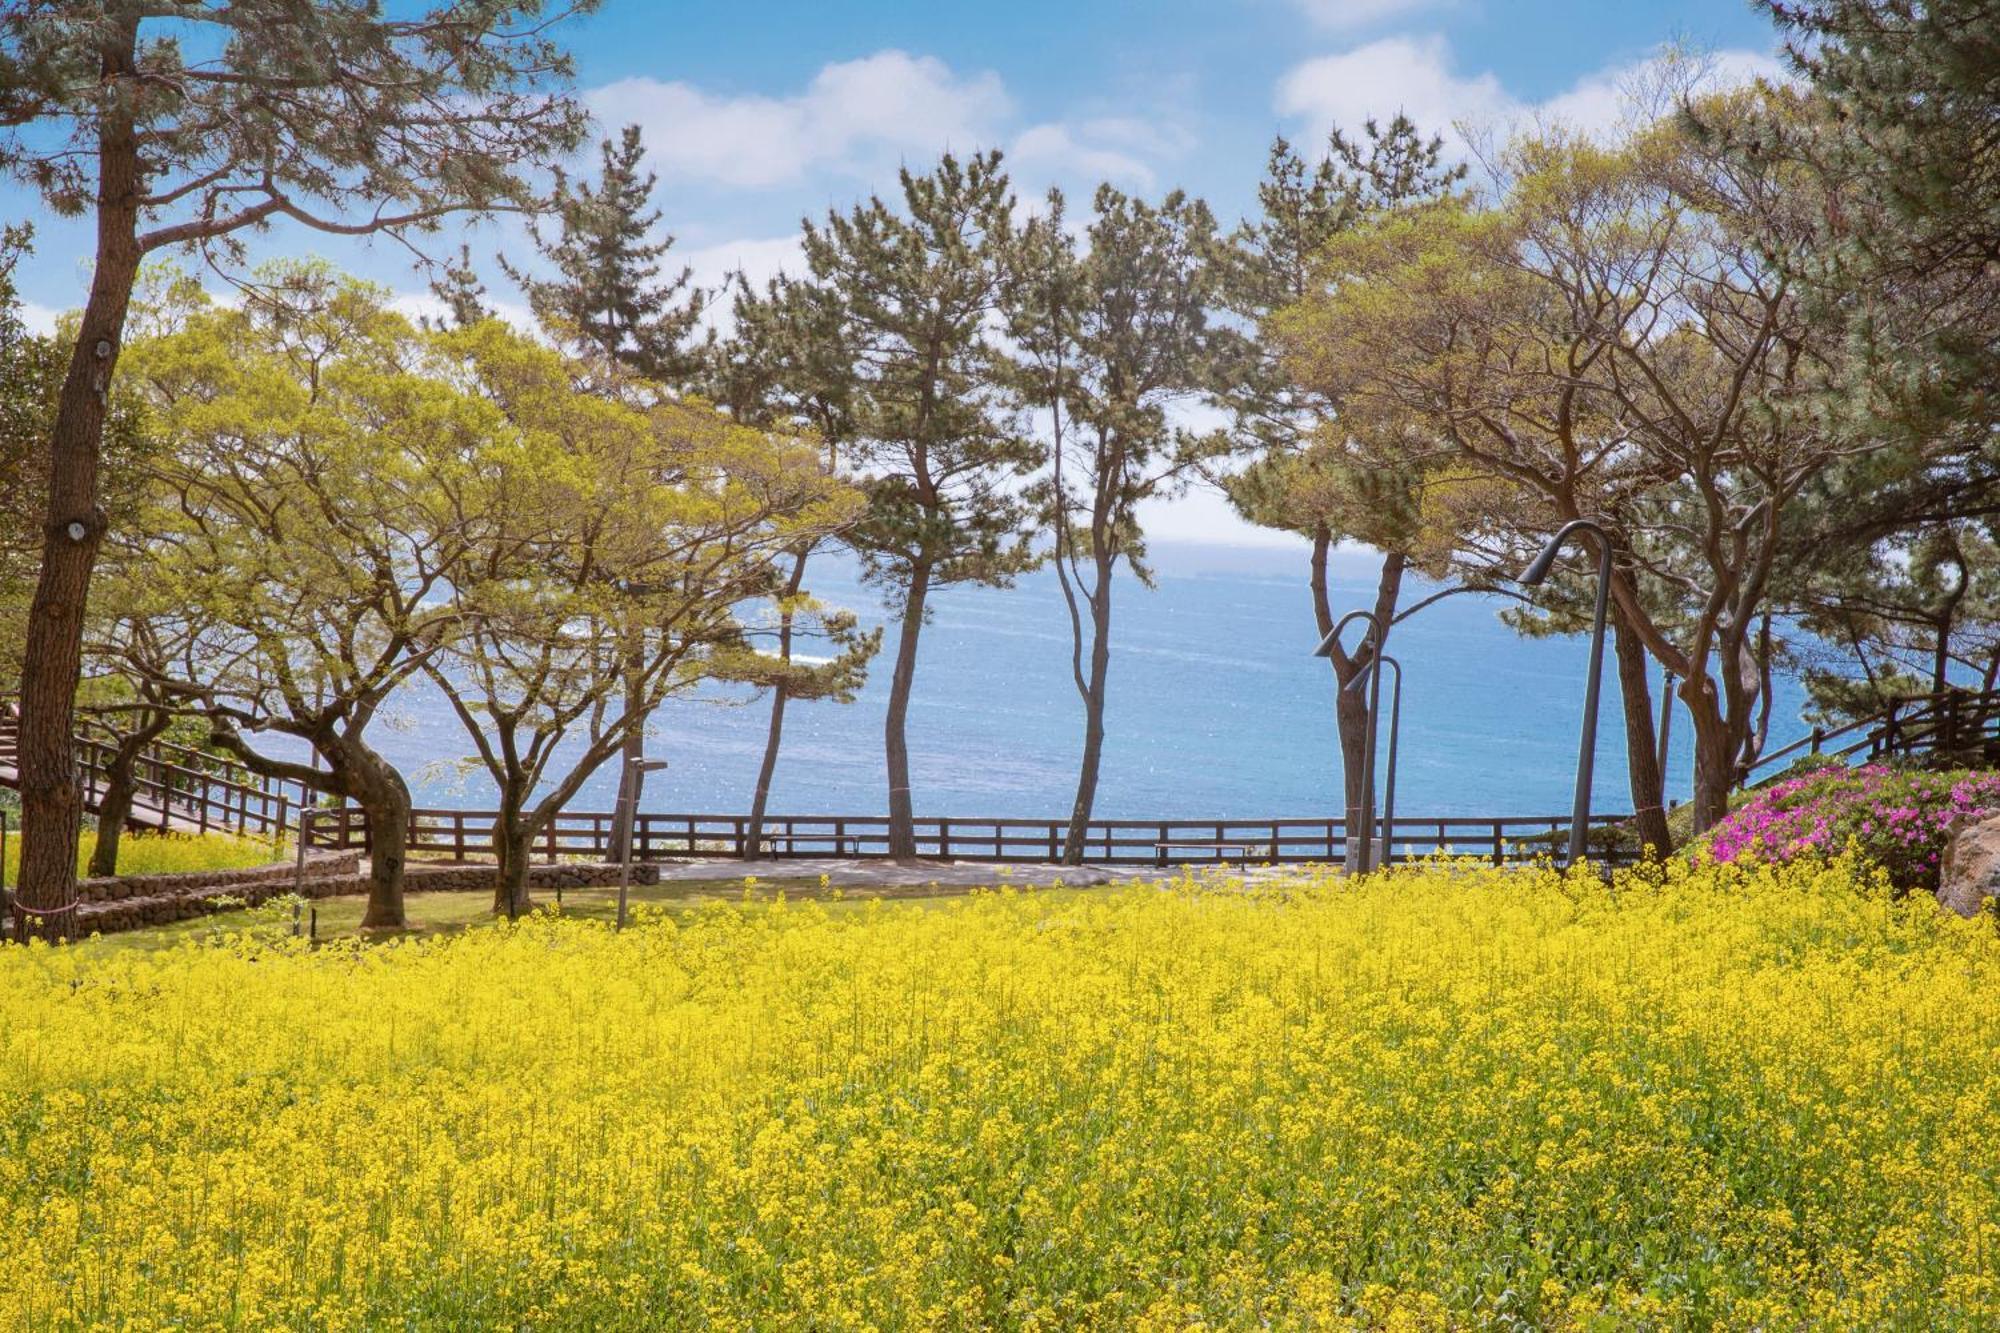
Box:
[709,274,879,859]
[0,0,592,935]
[1760,0,2000,440]
[495,123,709,858]
[1007,186,1246,864]
[503,124,703,389]
[426,244,492,330]
[797,152,1042,861]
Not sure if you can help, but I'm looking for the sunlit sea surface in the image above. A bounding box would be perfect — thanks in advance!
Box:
[361,541,1809,821]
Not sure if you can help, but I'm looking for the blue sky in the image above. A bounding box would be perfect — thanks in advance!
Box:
[5,0,1784,545]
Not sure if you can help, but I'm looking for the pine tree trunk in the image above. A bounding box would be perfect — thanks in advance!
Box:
[1307,526,1368,872]
[884,561,931,863]
[14,16,142,942]
[1060,563,1114,866]
[1612,616,1672,856]
[747,547,811,860]
[86,711,171,879]
[1337,682,1371,874]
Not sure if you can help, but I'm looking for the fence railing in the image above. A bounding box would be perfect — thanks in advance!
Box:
[0,699,309,840]
[1741,687,2000,788]
[74,734,304,839]
[300,807,1642,867]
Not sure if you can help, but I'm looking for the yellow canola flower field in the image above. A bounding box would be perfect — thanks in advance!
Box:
[1,857,1997,1330]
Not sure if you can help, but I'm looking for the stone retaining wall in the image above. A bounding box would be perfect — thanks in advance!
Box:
[403,861,663,893]
[69,855,664,936]
[76,851,363,933]
[77,850,360,904]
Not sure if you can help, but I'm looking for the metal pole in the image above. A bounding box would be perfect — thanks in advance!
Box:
[615,770,633,930]
[1378,655,1403,865]
[617,756,669,931]
[1656,669,1675,783]
[1314,610,1388,873]
[1571,544,1612,867]
[1519,517,1615,868]
[291,808,311,901]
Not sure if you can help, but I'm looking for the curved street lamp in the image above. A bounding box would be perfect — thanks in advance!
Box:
[1519,518,1613,867]
[1314,610,1387,873]
[1377,653,1403,866]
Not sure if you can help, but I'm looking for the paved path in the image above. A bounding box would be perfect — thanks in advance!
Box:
[651,857,1332,889]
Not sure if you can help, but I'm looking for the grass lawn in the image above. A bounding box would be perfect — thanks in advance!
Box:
[5,856,1997,1327]
[76,871,1099,955]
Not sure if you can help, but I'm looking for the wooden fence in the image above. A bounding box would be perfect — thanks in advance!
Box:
[301,807,1641,867]
[1741,687,2000,788]
[74,732,304,839]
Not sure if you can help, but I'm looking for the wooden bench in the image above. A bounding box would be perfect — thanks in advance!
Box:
[1153,840,1265,866]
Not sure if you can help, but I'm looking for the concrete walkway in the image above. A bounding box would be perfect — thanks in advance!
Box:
[651,857,1329,889]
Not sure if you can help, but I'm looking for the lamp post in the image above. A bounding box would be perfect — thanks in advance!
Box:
[1377,654,1403,866]
[1314,610,1387,873]
[1519,518,1614,868]
[616,755,670,931]
[1656,667,1676,788]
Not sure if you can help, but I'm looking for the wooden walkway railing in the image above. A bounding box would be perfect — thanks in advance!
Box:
[1741,687,2000,788]
[0,701,307,839]
[302,807,1642,867]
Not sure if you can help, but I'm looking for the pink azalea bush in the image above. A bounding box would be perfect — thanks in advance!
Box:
[1703,762,2000,892]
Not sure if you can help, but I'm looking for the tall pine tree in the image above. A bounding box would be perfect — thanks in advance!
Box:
[797,152,1041,861]
[502,124,703,389]
[496,122,709,859]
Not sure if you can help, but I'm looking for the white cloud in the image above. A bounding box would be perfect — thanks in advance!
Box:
[588,51,1012,189]
[1009,119,1164,190]
[17,300,62,336]
[387,290,538,335]
[1286,0,1447,32]
[1276,38,1782,154]
[678,234,805,298]
[1276,35,1510,149]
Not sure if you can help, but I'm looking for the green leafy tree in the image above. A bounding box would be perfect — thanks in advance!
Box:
[1757,0,2000,442]
[502,123,704,390]
[116,265,499,929]
[421,323,862,913]
[795,152,1042,860]
[1790,520,2000,720]
[1286,99,1878,833]
[492,121,712,860]
[1007,185,1247,863]
[0,0,592,934]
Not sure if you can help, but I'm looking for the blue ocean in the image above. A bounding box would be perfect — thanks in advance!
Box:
[362,540,1811,822]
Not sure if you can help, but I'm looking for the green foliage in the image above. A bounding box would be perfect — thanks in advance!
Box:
[798,151,1043,605]
[1009,184,1246,585]
[501,123,705,388]
[416,316,863,901]
[1221,116,1464,549]
[0,1,592,245]
[1757,0,2000,440]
